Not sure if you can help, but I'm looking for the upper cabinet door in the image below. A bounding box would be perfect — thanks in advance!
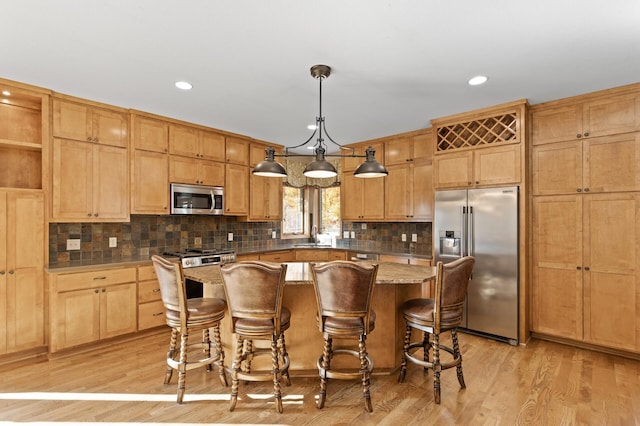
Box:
[169,124,199,157]
[531,105,583,145]
[200,131,226,162]
[132,115,168,153]
[225,137,249,165]
[583,93,640,139]
[53,98,128,147]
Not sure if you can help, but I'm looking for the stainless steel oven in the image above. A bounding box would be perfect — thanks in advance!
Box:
[170,183,224,215]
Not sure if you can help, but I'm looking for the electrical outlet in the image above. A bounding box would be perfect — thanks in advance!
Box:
[401,234,407,242]
[109,237,117,248]
[194,237,202,246]
[227,232,234,242]
[350,231,356,239]
[343,231,349,239]
[66,239,80,250]
[412,234,418,242]
[271,231,277,239]
[361,223,367,230]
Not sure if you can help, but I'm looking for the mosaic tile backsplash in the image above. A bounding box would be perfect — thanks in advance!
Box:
[49,215,432,264]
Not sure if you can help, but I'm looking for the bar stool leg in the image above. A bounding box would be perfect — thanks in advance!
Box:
[359,334,373,412]
[165,328,178,385]
[317,336,332,409]
[278,333,291,386]
[398,324,411,383]
[271,335,283,413]
[212,324,227,386]
[432,333,441,404]
[229,335,243,412]
[177,332,188,404]
[202,328,213,372]
[452,329,465,388]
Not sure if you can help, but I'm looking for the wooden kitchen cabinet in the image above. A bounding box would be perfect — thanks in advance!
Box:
[52,97,128,148]
[532,133,640,196]
[433,143,520,189]
[224,163,249,215]
[225,136,249,165]
[169,155,225,186]
[169,124,225,162]
[52,138,129,221]
[0,79,48,190]
[249,173,282,221]
[341,173,385,221]
[294,249,329,262]
[131,115,168,153]
[132,149,169,214]
[259,250,295,262]
[0,190,44,355]
[50,267,137,352]
[531,91,640,145]
[532,193,640,352]
[137,265,165,330]
[385,160,433,221]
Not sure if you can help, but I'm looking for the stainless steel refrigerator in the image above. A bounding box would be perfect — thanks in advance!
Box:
[434,186,519,345]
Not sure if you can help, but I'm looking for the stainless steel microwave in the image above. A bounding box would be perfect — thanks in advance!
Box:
[170,183,224,215]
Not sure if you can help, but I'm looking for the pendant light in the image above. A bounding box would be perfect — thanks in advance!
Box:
[253,65,388,179]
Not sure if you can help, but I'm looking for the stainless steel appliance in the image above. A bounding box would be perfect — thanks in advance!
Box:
[170,183,224,215]
[347,251,380,262]
[434,186,519,345]
[162,248,236,298]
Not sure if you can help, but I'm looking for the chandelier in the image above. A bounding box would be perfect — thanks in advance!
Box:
[253,65,388,179]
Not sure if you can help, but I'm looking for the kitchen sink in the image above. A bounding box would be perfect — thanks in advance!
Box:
[292,243,333,248]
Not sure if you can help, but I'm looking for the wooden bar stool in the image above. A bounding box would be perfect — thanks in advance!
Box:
[220,261,291,413]
[151,255,227,404]
[310,260,379,412]
[397,256,475,403]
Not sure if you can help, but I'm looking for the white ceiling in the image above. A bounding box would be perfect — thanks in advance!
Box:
[2,0,640,152]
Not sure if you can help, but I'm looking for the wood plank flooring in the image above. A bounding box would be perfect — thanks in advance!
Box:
[0,330,639,425]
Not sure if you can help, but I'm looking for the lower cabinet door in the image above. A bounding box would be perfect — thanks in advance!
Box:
[54,289,101,350]
[101,283,137,339]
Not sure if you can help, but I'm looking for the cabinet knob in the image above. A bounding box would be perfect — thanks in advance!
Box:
[577,133,582,139]
[0,270,4,275]
[94,289,99,293]
[475,181,480,184]
[94,213,99,217]
[468,182,472,186]
[584,266,590,271]
[576,188,582,193]
[88,213,93,216]
[583,131,590,137]
[102,288,106,292]
[576,266,581,270]
[583,188,589,192]
[8,270,13,275]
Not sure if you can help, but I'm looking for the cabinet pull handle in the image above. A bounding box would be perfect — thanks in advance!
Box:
[93,276,107,280]
[152,288,161,292]
[152,312,164,317]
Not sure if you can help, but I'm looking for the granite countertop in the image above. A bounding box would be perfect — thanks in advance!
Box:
[183,261,436,286]
[46,244,431,272]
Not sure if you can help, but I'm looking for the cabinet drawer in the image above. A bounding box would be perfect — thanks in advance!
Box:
[138,279,162,303]
[56,267,137,292]
[295,250,329,262]
[138,300,166,330]
[138,265,157,281]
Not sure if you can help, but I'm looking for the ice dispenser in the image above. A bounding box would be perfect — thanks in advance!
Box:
[439,230,461,257]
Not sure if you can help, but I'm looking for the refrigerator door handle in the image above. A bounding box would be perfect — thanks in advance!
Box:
[468,205,474,256]
[461,205,467,257]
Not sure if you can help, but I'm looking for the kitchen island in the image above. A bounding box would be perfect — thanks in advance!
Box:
[184,261,436,376]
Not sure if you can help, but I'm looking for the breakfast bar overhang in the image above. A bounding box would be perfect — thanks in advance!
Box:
[184,262,436,376]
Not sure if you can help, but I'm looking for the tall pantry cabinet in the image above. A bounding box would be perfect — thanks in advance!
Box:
[0,79,47,356]
[531,84,640,353]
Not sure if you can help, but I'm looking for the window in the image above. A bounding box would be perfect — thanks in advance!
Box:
[320,186,341,236]
[282,186,341,238]
[282,186,306,236]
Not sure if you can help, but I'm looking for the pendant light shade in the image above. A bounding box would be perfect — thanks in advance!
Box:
[253,146,287,177]
[252,64,388,180]
[353,146,389,178]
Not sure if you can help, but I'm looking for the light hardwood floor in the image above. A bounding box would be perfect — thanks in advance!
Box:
[0,330,639,425]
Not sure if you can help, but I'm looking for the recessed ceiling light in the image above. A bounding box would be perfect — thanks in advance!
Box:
[175,81,193,90]
[468,75,488,86]
[1,90,10,96]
